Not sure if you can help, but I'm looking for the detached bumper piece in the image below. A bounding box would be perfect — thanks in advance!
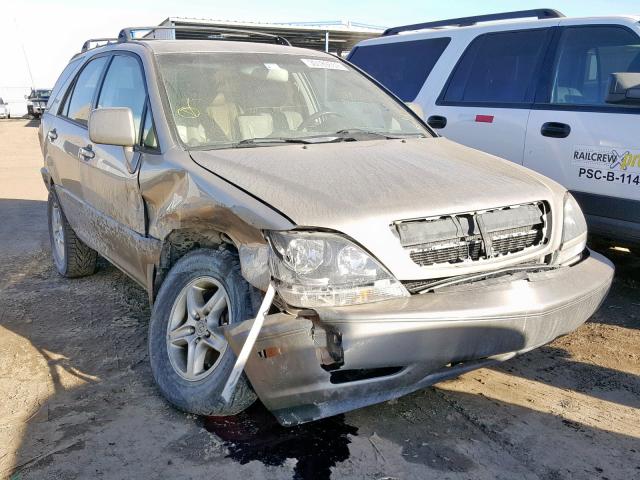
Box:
[225,250,613,425]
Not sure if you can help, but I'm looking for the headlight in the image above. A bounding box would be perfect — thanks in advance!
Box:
[557,193,587,264]
[266,231,409,308]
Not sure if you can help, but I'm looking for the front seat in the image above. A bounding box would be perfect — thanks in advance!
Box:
[207,93,241,140]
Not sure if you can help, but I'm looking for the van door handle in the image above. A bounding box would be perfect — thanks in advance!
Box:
[78,146,95,160]
[47,129,57,142]
[427,115,447,129]
[541,122,571,138]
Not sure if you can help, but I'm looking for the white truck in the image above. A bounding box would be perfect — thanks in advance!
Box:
[349,8,640,245]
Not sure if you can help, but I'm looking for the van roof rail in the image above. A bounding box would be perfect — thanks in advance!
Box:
[382,8,564,36]
[117,25,291,46]
[81,37,119,53]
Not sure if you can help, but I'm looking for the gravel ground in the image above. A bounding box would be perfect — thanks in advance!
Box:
[1,119,639,480]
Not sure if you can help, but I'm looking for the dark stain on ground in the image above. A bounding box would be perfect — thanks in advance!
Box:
[203,402,358,480]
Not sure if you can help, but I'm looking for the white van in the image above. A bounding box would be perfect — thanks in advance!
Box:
[348,9,640,244]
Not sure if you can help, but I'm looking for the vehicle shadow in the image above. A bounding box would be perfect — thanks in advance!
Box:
[0,199,49,262]
[23,118,40,128]
[588,236,640,330]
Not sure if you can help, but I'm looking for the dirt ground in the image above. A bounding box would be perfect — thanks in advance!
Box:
[0,118,639,480]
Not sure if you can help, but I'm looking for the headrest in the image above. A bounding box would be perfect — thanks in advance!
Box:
[250,66,289,83]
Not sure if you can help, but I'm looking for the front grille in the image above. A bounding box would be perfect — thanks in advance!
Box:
[395,202,548,267]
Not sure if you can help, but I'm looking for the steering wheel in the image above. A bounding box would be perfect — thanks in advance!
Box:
[297,111,344,131]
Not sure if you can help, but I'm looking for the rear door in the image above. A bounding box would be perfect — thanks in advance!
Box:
[524,24,640,235]
[79,53,157,284]
[429,28,553,164]
[47,56,109,205]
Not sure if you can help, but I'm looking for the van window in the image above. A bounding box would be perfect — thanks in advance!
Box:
[348,38,450,101]
[62,56,109,125]
[97,55,147,139]
[550,26,640,106]
[443,29,548,104]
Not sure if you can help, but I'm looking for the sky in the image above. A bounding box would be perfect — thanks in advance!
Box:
[2,0,640,97]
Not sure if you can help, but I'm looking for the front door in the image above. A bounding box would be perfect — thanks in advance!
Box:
[79,53,155,284]
[524,24,640,236]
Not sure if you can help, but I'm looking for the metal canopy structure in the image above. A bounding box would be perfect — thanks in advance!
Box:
[156,17,384,54]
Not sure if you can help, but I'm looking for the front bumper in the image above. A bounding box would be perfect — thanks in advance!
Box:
[226,250,613,425]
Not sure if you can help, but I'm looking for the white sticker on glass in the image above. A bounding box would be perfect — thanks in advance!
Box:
[300,58,348,71]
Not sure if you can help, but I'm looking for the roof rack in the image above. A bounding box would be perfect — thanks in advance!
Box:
[81,37,119,53]
[382,8,564,36]
[117,25,291,46]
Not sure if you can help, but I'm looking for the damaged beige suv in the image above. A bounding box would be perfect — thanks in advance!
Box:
[39,27,614,425]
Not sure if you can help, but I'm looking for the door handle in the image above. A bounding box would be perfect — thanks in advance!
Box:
[78,146,95,160]
[427,115,447,129]
[47,129,57,142]
[541,122,571,138]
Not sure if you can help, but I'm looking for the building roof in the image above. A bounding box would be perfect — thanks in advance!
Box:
[158,17,384,52]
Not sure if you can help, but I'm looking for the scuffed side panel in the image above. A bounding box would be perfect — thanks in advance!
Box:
[138,149,294,290]
[56,186,161,287]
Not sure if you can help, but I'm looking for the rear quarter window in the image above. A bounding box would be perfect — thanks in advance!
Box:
[441,28,549,104]
[349,37,451,101]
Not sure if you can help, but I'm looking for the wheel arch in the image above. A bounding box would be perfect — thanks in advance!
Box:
[152,228,236,304]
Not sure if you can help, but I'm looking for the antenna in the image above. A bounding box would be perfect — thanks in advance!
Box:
[14,18,35,89]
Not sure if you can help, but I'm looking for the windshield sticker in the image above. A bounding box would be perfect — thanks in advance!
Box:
[573,145,640,187]
[300,58,348,71]
[263,63,281,70]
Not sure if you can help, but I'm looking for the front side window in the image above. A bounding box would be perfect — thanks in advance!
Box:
[550,26,640,106]
[348,37,451,101]
[97,55,147,138]
[63,56,109,125]
[443,29,549,104]
[156,52,429,149]
[141,106,158,150]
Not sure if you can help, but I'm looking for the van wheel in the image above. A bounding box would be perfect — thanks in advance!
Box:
[148,249,258,416]
[47,190,98,277]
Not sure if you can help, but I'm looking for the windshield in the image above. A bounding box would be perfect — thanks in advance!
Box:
[156,52,430,149]
[30,90,51,99]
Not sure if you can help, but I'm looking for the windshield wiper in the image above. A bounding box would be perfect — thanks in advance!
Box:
[234,137,314,147]
[334,129,425,139]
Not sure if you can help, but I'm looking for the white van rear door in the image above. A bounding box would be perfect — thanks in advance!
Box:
[524,24,640,232]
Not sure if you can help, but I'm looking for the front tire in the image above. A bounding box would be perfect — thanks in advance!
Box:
[47,190,98,277]
[148,248,258,416]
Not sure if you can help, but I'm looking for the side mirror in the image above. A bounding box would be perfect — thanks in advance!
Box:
[405,101,424,119]
[89,107,136,147]
[605,72,640,105]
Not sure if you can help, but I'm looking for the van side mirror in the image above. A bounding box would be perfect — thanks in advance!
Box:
[605,72,640,105]
[89,107,136,147]
[405,101,424,119]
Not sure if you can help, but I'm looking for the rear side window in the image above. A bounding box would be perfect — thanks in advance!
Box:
[442,29,549,104]
[62,56,109,125]
[550,26,640,106]
[349,38,451,101]
[47,59,82,113]
[97,55,147,139]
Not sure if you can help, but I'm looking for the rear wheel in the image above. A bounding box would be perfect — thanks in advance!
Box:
[148,249,257,416]
[47,190,98,277]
